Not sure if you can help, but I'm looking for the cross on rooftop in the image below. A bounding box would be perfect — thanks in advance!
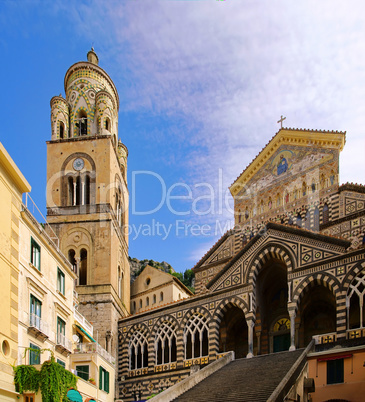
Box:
[277,115,286,128]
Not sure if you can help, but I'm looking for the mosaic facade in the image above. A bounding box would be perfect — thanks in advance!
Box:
[117,128,365,401]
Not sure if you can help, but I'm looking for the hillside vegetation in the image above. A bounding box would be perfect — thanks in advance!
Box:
[128,257,195,293]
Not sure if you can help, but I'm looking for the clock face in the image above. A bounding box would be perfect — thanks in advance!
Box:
[73,158,84,171]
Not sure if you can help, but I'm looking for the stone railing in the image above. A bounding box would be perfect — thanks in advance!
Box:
[347,327,365,339]
[312,332,337,345]
[73,342,115,366]
[57,333,72,352]
[28,313,49,338]
[74,308,94,336]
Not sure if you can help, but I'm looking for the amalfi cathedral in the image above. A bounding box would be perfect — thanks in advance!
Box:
[1,49,365,402]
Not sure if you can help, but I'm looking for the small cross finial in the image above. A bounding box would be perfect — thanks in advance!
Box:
[277,115,286,128]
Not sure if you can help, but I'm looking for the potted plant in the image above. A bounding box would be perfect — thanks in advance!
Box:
[88,378,96,385]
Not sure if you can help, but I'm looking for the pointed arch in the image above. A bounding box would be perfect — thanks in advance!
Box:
[128,326,149,370]
[246,243,296,286]
[183,312,209,360]
[292,273,341,314]
[180,306,212,328]
[154,321,177,365]
[213,296,249,326]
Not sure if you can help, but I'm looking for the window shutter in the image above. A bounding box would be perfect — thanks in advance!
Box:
[106,370,110,393]
[99,366,102,390]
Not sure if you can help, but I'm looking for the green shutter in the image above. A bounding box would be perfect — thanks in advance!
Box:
[99,366,102,390]
[106,370,109,393]
[29,343,40,365]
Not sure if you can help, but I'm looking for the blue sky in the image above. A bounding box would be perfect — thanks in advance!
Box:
[1,0,364,272]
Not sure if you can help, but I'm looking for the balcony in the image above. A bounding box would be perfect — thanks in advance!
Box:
[73,342,115,366]
[56,332,72,356]
[74,308,94,336]
[347,328,365,340]
[28,313,49,341]
[312,332,337,345]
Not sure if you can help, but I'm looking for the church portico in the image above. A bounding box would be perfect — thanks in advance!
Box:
[116,126,365,400]
[118,224,365,400]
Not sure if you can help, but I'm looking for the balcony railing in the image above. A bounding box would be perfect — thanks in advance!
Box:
[347,328,365,339]
[73,342,115,365]
[56,333,72,353]
[28,313,49,340]
[74,308,94,336]
[312,332,337,345]
[29,313,48,333]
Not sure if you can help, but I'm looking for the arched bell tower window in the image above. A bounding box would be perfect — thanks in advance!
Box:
[76,176,81,205]
[79,248,87,285]
[59,122,65,139]
[76,110,88,136]
[105,117,111,132]
[68,177,74,205]
[85,174,90,205]
[68,249,77,274]
[67,172,92,207]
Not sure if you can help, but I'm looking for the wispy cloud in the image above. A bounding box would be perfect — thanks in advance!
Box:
[45,0,365,264]
[63,0,364,252]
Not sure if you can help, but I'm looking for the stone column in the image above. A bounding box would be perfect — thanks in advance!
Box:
[106,330,112,353]
[247,318,255,358]
[289,310,296,351]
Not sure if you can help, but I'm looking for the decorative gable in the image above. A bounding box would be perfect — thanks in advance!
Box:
[201,235,234,267]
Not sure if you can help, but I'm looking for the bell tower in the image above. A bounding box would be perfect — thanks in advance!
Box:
[46,49,130,358]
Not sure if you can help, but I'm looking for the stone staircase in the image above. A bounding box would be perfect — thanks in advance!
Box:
[173,349,305,402]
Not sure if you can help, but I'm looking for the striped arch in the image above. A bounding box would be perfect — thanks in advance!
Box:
[151,315,179,366]
[55,110,69,138]
[213,296,249,326]
[292,273,341,313]
[246,243,296,286]
[341,261,365,293]
[180,306,212,329]
[151,315,179,338]
[125,322,150,345]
